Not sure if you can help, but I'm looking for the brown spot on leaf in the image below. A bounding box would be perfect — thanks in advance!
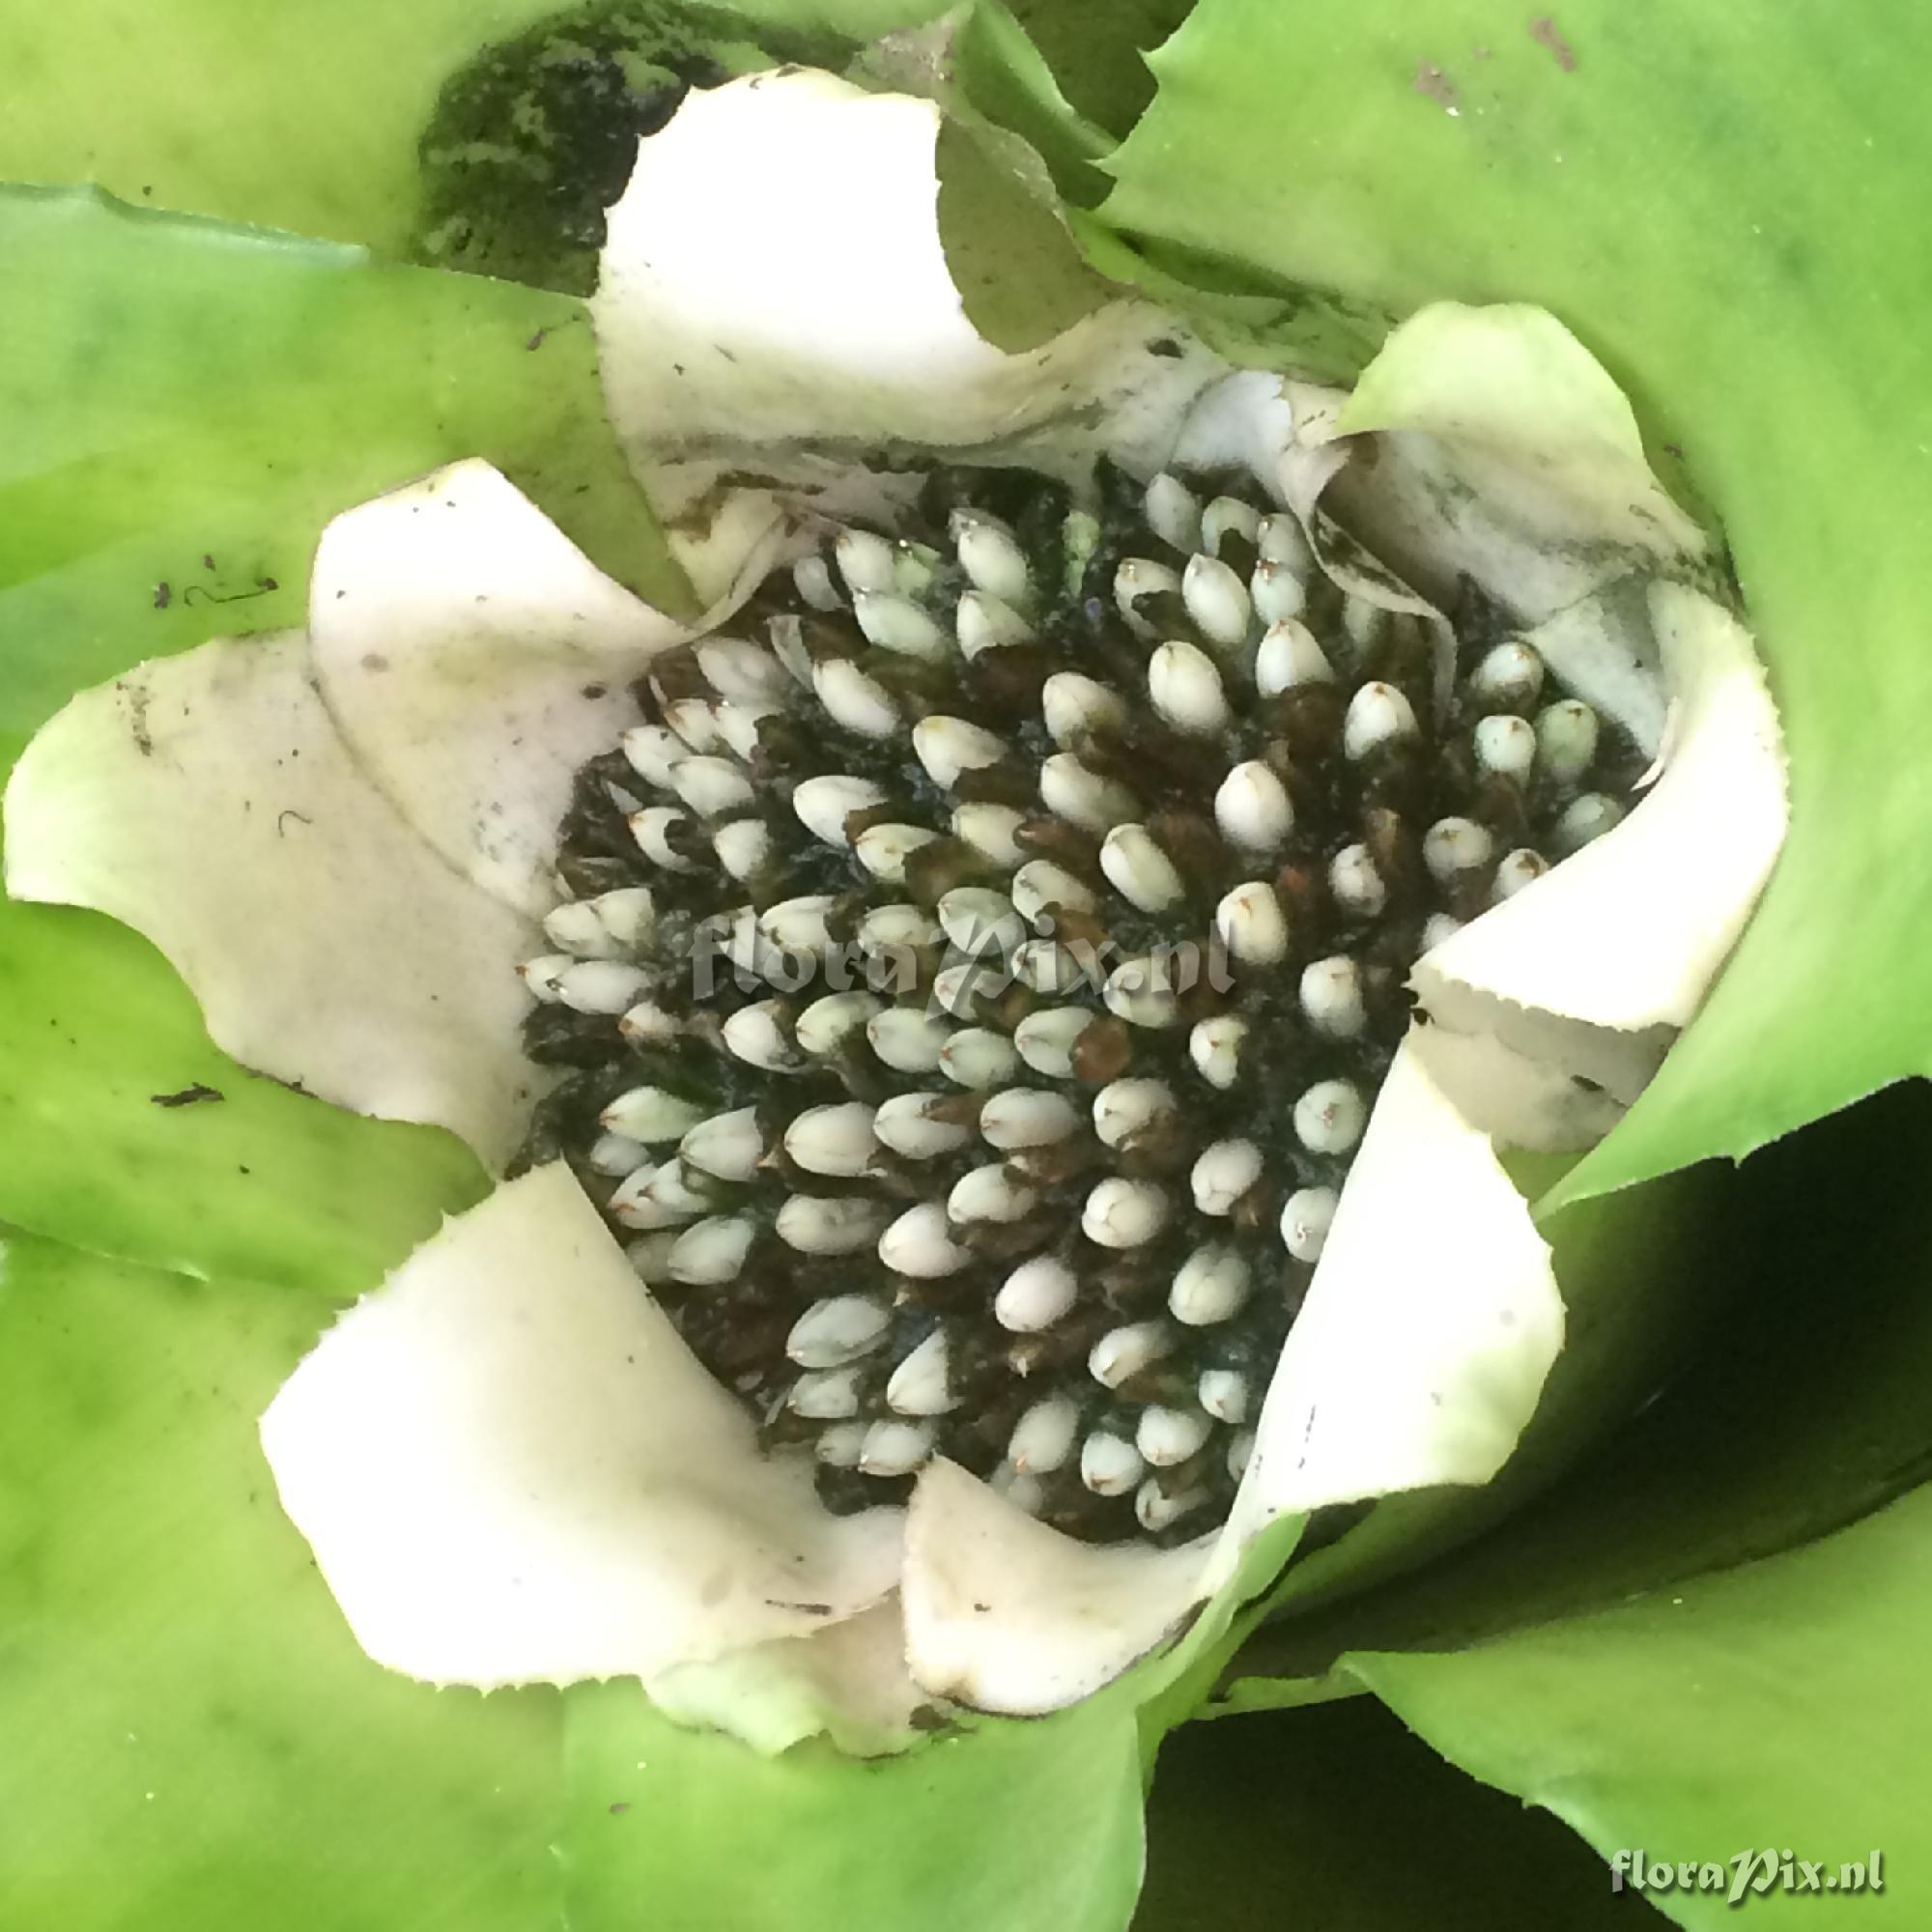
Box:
[1529,15,1577,70]
[1414,61,1461,113]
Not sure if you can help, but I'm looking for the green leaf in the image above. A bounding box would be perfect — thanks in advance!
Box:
[0,1230,565,1929]
[0,185,680,1279]
[560,1682,1145,1932]
[1138,1695,1669,1930]
[935,3,1116,205]
[1208,1109,1932,1923]
[1350,1478,1932,1927]
[1220,1083,1932,1699]
[0,902,486,1296]
[1246,1154,1733,1631]
[1101,0,1932,1197]
[935,115,1114,351]
[1000,0,1193,142]
[0,184,683,750]
[0,0,951,255]
[0,0,573,251]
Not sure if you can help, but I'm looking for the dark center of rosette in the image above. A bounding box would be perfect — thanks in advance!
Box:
[512,460,1643,1547]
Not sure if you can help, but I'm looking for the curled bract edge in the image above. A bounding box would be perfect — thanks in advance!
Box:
[590,66,1229,605]
[0,69,1786,1740]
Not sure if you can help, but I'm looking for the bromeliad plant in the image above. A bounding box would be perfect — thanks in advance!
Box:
[6,62,1786,1730]
[4,3,1932,1928]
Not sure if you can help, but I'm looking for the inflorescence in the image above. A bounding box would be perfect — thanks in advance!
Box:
[514,460,1641,1546]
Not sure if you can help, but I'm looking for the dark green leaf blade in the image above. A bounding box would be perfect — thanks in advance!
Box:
[1138,1696,1668,1931]
[1221,1084,1932,1694]
[1001,0,1193,142]
[1350,1480,1932,1927]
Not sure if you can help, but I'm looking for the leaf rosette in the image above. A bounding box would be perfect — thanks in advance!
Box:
[2,3,1926,1928]
[5,63,1783,1735]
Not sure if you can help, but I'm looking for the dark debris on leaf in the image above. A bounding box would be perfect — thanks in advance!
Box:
[151,1083,225,1109]
[412,0,854,295]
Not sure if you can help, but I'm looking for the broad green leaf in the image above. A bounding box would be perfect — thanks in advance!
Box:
[935,115,1114,352]
[936,3,1116,205]
[1137,1695,1667,1930]
[1220,1082,1932,1696]
[0,1231,565,1930]
[560,1680,1145,1932]
[554,1517,1301,1930]
[0,0,951,255]
[1001,0,1192,141]
[0,903,485,1295]
[0,184,683,747]
[0,185,678,1276]
[1350,1478,1932,1928]
[0,0,570,251]
[1101,0,1932,1200]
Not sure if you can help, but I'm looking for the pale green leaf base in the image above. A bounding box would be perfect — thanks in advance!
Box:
[561,1684,1146,1932]
[0,1233,565,1929]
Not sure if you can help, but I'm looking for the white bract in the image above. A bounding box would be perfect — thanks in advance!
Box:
[3,71,1786,1740]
